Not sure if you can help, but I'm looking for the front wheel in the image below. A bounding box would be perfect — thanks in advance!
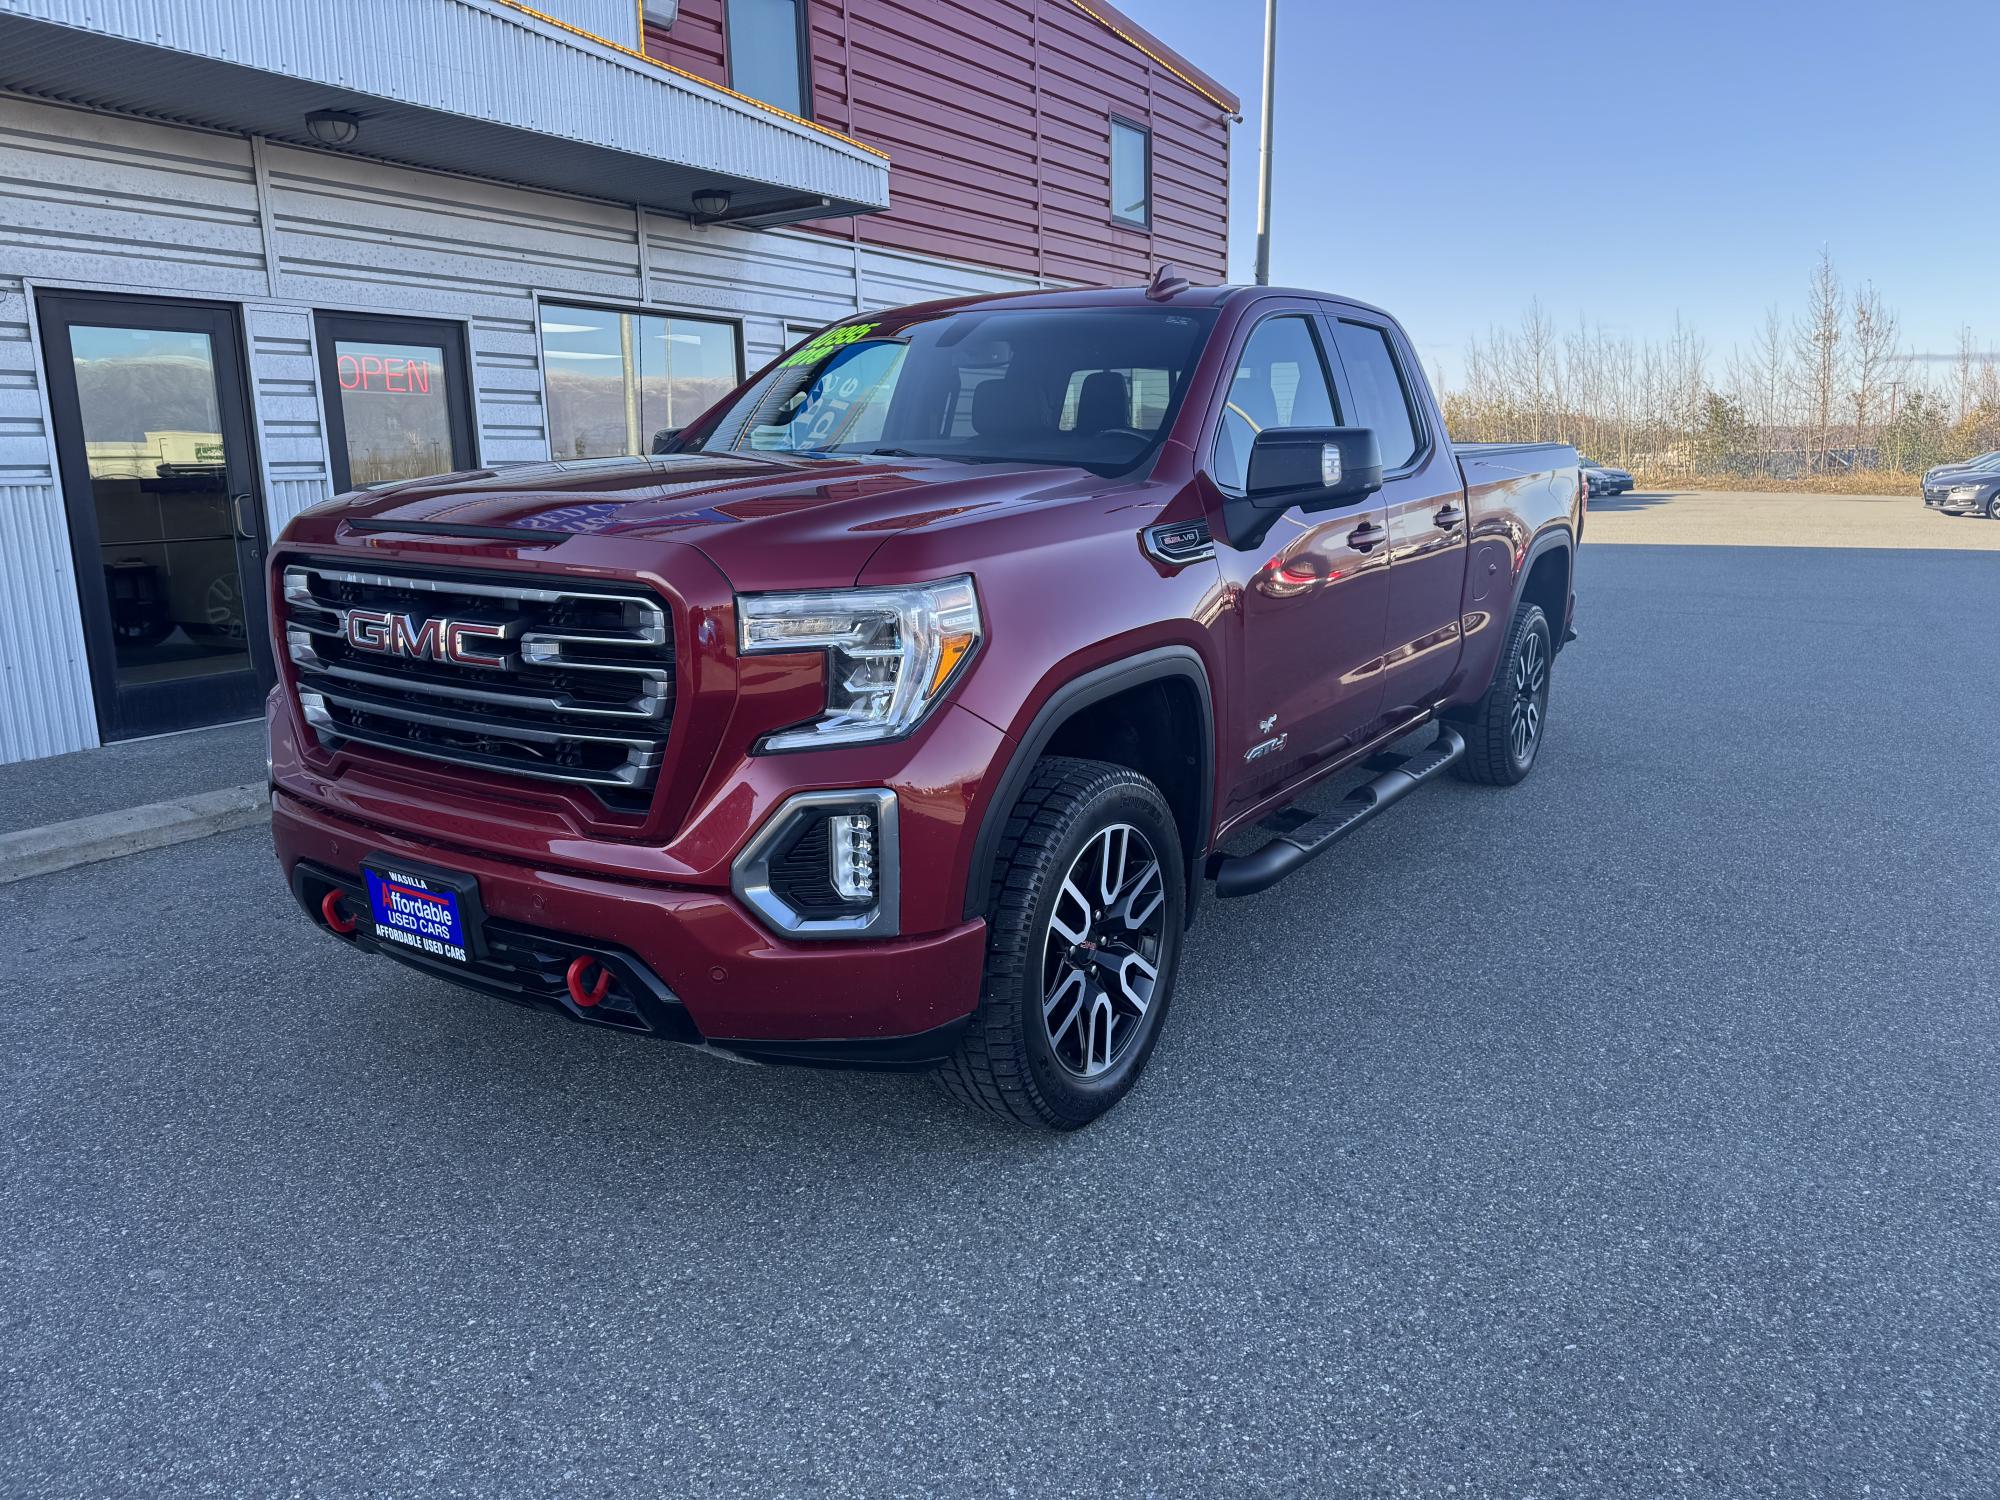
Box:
[1986,496,2000,521]
[938,757,1186,1129]
[1454,601,1553,786]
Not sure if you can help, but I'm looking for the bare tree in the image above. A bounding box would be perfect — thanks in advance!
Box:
[1791,249,1845,470]
[1752,305,1791,450]
[1511,300,1556,442]
[1954,325,1977,424]
[1421,269,1972,485]
[1849,282,1898,460]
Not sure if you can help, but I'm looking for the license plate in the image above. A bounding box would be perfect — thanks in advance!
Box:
[364,861,478,964]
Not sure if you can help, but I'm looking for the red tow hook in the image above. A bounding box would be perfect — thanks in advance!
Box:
[566,955,612,1009]
[321,889,360,936]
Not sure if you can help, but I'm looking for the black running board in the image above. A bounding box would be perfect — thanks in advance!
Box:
[1210,726,1466,898]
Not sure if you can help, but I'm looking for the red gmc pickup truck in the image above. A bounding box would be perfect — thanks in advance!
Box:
[269,278,1580,1129]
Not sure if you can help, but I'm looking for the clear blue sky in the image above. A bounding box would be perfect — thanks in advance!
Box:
[1133,0,1999,384]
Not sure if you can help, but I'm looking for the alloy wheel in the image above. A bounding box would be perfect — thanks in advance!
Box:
[1040,823,1167,1077]
[1509,626,1549,766]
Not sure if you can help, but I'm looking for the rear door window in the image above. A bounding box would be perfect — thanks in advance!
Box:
[1327,319,1423,470]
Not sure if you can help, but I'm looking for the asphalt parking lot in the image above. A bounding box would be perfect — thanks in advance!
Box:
[1585,485,2000,549]
[4,535,1996,1496]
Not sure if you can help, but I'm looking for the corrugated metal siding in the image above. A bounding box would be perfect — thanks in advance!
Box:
[0,481,98,761]
[0,269,94,759]
[646,0,1232,286]
[242,303,334,532]
[0,99,268,295]
[0,274,96,761]
[0,94,1050,761]
[2,0,886,207]
[0,272,53,484]
[539,0,639,46]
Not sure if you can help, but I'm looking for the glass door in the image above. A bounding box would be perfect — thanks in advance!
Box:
[39,293,273,742]
[314,312,476,493]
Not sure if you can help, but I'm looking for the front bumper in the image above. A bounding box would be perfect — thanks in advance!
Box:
[272,788,987,1067]
[1924,489,1988,513]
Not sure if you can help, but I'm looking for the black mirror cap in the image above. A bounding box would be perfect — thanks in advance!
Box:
[650,428,683,454]
[1244,426,1384,508]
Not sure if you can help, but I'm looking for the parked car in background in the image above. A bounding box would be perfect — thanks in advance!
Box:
[1922,450,2000,488]
[1580,458,1633,496]
[268,279,1582,1129]
[1923,456,2000,518]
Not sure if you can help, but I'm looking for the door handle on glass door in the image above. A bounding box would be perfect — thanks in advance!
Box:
[231,492,258,542]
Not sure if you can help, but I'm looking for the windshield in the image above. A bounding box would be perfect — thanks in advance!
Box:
[682,305,1217,475]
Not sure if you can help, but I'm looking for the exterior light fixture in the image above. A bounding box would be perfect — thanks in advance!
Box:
[642,0,680,26]
[691,187,731,219]
[305,110,361,147]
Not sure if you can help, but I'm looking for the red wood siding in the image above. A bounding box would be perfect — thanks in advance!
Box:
[643,0,1234,287]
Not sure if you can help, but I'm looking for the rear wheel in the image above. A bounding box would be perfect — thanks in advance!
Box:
[939,757,1185,1129]
[1455,601,1553,786]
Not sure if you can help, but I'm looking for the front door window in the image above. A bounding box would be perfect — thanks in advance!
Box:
[68,323,245,689]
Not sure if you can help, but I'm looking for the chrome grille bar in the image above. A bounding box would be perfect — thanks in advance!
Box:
[283,561,676,800]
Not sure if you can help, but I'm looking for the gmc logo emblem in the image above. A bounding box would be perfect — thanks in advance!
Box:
[344,609,510,669]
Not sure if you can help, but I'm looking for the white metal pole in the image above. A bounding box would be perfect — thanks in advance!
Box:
[1253,0,1277,285]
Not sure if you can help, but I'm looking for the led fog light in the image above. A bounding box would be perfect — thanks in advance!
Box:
[828,811,877,901]
[732,789,900,940]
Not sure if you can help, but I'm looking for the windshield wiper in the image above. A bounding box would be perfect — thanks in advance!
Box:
[868,447,922,458]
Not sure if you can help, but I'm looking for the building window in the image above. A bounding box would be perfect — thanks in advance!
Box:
[315,312,476,493]
[539,304,740,459]
[726,0,810,117]
[1110,117,1151,227]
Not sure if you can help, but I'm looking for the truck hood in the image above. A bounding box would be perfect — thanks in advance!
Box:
[310,452,1098,588]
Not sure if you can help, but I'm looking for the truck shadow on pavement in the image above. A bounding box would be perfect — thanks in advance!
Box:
[1585,490,1679,511]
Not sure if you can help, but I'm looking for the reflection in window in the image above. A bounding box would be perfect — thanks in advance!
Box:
[66,323,246,677]
[689,307,1215,476]
[1214,316,1339,494]
[540,305,740,460]
[1111,119,1151,226]
[1329,320,1421,469]
[728,0,809,116]
[333,339,454,486]
[743,341,904,451]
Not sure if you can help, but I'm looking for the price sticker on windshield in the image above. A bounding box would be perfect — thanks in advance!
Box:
[780,322,877,367]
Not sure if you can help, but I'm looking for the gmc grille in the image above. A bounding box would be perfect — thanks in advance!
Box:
[282,562,674,804]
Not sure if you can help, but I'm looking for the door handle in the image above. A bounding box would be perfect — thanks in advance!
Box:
[1434,504,1464,530]
[1346,522,1385,553]
[231,492,258,541]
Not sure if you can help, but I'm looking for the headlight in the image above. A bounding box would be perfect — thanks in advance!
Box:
[1948,484,1982,500]
[738,575,981,750]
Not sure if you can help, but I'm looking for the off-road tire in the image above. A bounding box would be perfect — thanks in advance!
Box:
[1454,600,1553,787]
[938,757,1185,1129]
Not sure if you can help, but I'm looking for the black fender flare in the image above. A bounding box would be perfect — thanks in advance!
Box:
[1510,523,1575,637]
[961,645,1216,922]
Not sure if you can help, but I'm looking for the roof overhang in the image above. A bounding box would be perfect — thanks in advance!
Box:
[0,0,890,227]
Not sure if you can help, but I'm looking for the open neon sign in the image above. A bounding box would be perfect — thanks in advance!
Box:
[337,353,434,395]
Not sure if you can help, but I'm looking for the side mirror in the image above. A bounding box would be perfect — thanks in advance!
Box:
[1245,426,1383,506]
[1224,427,1383,548]
[650,428,682,454]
